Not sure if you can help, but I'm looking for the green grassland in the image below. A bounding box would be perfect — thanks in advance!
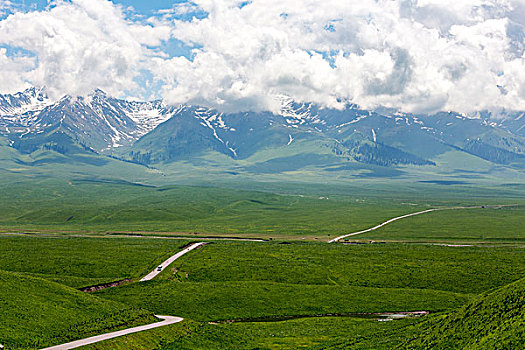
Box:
[78,317,419,350]
[1,175,524,242]
[0,234,524,349]
[359,205,525,242]
[0,235,194,288]
[97,281,469,321]
[158,242,525,294]
[0,270,155,350]
[0,176,420,238]
[96,242,524,321]
[82,277,525,350]
[402,277,525,349]
[0,173,524,349]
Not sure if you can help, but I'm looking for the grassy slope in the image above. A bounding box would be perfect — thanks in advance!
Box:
[78,317,419,350]
[403,277,525,350]
[0,236,194,288]
[79,279,525,350]
[0,270,156,350]
[96,242,524,321]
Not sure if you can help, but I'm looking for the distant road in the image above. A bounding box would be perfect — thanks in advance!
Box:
[329,209,438,243]
[41,315,183,350]
[140,242,207,281]
[328,205,511,243]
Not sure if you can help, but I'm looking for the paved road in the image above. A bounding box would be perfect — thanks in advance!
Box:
[41,315,183,350]
[328,205,504,243]
[329,209,439,243]
[140,242,207,281]
[39,243,208,349]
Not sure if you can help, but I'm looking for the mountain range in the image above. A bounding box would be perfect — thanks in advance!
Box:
[1,87,524,181]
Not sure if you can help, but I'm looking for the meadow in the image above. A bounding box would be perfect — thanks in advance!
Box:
[97,280,469,321]
[0,270,155,350]
[80,278,525,349]
[77,317,420,350]
[0,177,524,349]
[1,176,524,242]
[0,177,417,238]
[0,235,194,287]
[96,241,524,321]
[159,242,525,294]
[359,205,525,242]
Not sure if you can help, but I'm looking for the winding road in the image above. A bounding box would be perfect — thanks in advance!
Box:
[41,316,183,350]
[40,242,207,349]
[329,208,439,243]
[328,205,506,243]
[35,204,517,348]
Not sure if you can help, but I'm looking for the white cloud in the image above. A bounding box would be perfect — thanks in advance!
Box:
[157,0,525,114]
[0,0,170,99]
[0,0,524,114]
[156,2,203,19]
[0,47,35,93]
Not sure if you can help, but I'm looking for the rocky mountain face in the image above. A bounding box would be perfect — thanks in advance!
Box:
[0,88,176,154]
[1,88,524,172]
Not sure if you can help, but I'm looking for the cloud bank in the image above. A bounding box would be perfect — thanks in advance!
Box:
[0,0,524,114]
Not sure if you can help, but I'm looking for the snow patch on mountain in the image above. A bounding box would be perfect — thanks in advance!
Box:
[0,87,52,117]
[279,96,323,126]
[124,103,182,135]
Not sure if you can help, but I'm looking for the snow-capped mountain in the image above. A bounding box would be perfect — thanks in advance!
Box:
[105,98,182,136]
[0,87,51,118]
[0,87,524,173]
[0,88,179,153]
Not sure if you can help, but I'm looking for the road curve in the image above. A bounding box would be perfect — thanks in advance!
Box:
[140,242,207,281]
[40,315,183,350]
[41,243,207,349]
[329,209,439,243]
[328,205,505,243]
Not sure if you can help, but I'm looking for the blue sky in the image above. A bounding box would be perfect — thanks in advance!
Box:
[112,0,182,14]
[3,0,200,20]
[8,0,177,12]
[2,1,205,22]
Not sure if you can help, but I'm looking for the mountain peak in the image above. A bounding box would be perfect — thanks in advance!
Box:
[91,88,107,97]
[22,86,47,96]
[0,86,51,117]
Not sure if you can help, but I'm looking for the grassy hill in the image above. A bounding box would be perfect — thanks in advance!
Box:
[96,242,524,322]
[403,277,525,349]
[0,270,155,350]
[76,270,525,350]
[0,236,194,288]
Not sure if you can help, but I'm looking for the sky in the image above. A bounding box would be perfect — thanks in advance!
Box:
[0,0,524,115]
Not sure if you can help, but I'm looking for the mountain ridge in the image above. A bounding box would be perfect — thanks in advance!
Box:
[1,88,524,178]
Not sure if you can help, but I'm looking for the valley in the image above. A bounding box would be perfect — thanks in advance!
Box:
[0,88,523,349]
[0,209,523,349]
[1,0,524,348]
